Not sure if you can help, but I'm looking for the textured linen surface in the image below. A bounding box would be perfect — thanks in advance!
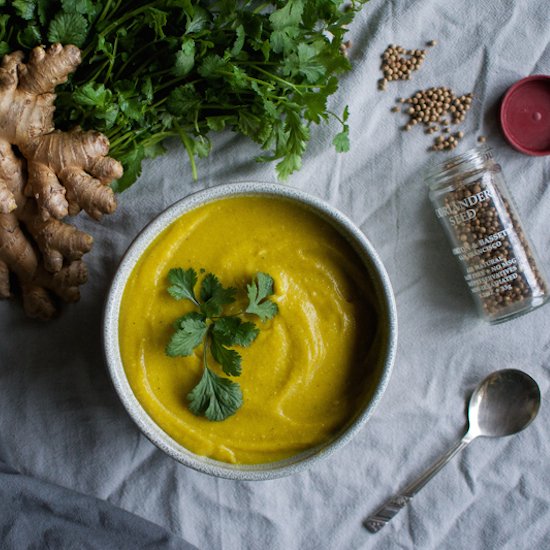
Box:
[1,1,549,548]
[0,461,197,550]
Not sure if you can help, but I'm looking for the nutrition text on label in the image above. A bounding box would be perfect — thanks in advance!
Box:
[463,255,519,299]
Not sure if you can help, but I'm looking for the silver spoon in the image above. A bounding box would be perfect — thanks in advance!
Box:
[365,369,541,533]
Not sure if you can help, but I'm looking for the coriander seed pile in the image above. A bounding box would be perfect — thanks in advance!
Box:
[393,87,474,151]
[378,40,481,152]
[378,44,429,90]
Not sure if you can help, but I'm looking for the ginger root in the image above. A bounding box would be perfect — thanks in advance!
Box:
[0,44,122,319]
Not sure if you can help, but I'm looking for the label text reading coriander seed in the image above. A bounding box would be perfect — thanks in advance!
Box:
[436,189,492,226]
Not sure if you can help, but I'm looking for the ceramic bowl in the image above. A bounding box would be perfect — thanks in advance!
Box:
[103,182,397,480]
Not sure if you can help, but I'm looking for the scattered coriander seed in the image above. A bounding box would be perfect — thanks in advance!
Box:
[478,135,487,143]
[393,85,474,151]
[427,40,437,47]
[339,40,352,57]
[378,43,428,88]
[391,106,400,112]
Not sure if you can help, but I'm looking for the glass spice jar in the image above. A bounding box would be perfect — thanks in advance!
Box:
[425,146,548,324]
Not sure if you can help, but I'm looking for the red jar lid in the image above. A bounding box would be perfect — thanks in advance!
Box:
[500,75,550,156]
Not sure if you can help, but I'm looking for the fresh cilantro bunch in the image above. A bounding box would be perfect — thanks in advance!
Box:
[0,0,367,189]
[166,268,278,421]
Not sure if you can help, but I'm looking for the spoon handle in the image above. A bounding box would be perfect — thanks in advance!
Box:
[365,436,472,533]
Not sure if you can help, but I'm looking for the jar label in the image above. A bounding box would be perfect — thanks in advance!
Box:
[435,189,493,226]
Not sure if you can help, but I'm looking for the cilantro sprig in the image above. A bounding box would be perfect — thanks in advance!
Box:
[0,0,368,189]
[166,268,278,421]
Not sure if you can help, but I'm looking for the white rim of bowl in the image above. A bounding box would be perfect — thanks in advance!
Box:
[103,182,398,481]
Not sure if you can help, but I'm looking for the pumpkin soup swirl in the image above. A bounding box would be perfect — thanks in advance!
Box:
[119,196,377,464]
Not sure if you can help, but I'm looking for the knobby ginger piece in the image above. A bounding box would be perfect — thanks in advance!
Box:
[0,44,123,319]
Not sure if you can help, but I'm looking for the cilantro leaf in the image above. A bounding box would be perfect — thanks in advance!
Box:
[199,273,236,317]
[61,0,97,17]
[167,268,198,303]
[275,153,302,180]
[200,273,236,304]
[173,38,195,77]
[12,0,35,20]
[333,105,350,153]
[110,145,144,193]
[173,310,205,330]
[73,82,112,108]
[230,24,245,57]
[186,6,209,33]
[141,77,154,103]
[198,54,228,78]
[269,0,304,29]
[0,15,9,39]
[210,336,242,376]
[333,128,350,153]
[269,0,304,54]
[246,272,278,321]
[269,108,309,180]
[17,25,42,49]
[166,312,207,357]
[48,13,89,47]
[234,321,260,346]
[282,43,325,84]
[206,116,232,132]
[145,7,168,40]
[193,135,211,159]
[167,84,201,117]
[113,80,145,124]
[238,110,263,139]
[187,368,242,421]
[269,28,298,55]
[212,317,259,347]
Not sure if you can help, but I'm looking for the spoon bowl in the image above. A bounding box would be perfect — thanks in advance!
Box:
[467,369,541,439]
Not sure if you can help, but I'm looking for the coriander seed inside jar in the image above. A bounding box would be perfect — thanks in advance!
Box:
[425,146,548,324]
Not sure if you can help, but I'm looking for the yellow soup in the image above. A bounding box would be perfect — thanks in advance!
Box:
[119,195,378,464]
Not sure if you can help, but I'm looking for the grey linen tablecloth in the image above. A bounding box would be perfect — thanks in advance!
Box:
[1,0,549,548]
